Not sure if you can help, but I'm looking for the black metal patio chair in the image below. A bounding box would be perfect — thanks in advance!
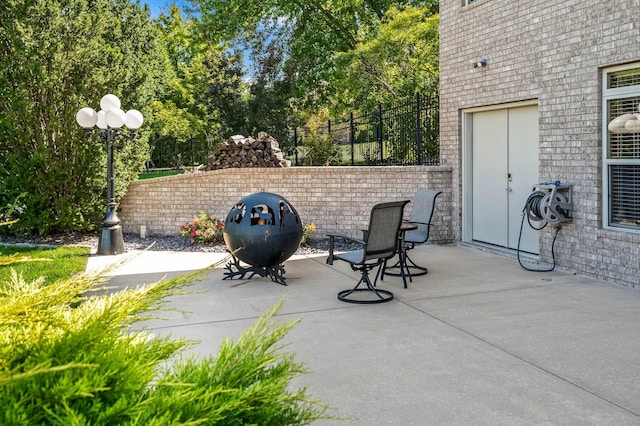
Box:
[383,189,441,285]
[326,200,410,304]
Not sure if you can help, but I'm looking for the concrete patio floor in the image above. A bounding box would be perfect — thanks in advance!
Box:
[87,244,640,425]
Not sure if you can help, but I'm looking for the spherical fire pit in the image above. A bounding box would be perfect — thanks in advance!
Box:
[222,191,303,285]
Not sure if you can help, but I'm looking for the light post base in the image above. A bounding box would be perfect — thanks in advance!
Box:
[97,224,125,255]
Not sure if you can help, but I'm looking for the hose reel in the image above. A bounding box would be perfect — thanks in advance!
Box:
[524,182,573,228]
[518,181,573,271]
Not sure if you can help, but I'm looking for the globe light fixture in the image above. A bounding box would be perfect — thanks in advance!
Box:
[75,107,98,128]
[96,110,108,129]
[76,94,144,255]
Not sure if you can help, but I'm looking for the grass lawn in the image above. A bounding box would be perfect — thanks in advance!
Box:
[138,170,183,179]
[0,244,91,286]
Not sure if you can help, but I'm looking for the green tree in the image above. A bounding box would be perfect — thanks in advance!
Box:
[199,43,248,137]
[152,7,208,144]
[194,0,438,114]
[150,5,247,168]
[331,6,439,114]
[0,0,165,236]
[242,31,301,151]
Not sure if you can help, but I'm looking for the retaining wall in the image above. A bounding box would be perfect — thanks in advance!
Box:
[119,166,454,242]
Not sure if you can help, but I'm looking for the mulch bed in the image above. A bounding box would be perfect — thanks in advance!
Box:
[0,233,360,255]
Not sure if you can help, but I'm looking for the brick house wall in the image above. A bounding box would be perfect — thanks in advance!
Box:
[440,0,640,287]
[118,166,454,243]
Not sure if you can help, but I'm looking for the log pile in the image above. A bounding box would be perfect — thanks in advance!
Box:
[205,132,291,170]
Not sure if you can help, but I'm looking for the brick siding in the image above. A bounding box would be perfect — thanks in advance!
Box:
[119,166,454,243]
[440,0,640,288]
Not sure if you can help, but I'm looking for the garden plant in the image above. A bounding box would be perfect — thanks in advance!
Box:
[300,223,317,246]
[0,220,330,424]
[180,211,225,244]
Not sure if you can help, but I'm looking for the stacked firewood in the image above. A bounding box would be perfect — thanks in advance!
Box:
[206,132,291,170]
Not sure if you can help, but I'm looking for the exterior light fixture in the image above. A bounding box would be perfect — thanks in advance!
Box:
[76,94,144,255]
[473,58,488,68]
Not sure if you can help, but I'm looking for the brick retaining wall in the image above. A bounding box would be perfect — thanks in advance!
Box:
[119,166,454,242]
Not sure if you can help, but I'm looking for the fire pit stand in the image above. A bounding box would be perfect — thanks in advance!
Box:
[223,256,287,285]
[222,191,303,286]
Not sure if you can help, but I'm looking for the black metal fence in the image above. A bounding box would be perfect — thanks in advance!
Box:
[148,134,217,170]
[148,93,439,168]
[278,93,439,166]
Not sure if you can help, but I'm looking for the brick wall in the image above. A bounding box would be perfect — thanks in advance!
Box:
[119,166,454,243]
[440,0,640,287]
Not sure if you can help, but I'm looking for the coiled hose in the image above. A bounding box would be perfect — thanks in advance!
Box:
[517,191,560,272]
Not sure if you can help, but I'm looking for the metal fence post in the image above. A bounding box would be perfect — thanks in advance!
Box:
[416,92,423,165]
[377,103,383,163]
[191,138,195,166]
[348,113,354,165]
[294,127,299,166]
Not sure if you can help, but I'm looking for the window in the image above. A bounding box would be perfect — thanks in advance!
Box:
[603,63,640,232]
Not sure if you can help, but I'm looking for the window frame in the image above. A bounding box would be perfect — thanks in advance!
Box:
[602,62,640,234]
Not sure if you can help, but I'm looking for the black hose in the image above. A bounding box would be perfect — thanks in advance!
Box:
[516,192,559,272]
[524,191,548,230]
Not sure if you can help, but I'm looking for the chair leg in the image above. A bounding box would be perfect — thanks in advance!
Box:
[405,251,428,275]
[384,249,428,282]
[338,264,394,304]
[400,250,410,288]
[375,260,386,285]
[381,249,411,288]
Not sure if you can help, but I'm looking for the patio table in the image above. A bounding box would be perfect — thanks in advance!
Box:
[382,222,418,288]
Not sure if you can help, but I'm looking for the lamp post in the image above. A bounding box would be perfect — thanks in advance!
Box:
[76,94,143,255]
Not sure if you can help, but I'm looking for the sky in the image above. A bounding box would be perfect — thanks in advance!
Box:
[139,0,192,17]
[136,0,254,75]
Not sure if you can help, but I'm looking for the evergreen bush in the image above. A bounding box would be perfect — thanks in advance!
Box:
[0,252,330,424]
[0,0,164,236]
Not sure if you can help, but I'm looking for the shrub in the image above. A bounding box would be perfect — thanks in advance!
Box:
[180,211,225,244]
[301,118,340,166]
[301,223,317,246]
[0,1,160,236]
[0,264,330,424]
[0,193,26,225]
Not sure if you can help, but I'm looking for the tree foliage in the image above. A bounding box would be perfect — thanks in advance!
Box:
[241,31,300,151]
[149,5,247,168]
[331,6,439,113]
[194,0,439,116]
[300,112,340,166]
[0,0,440,236]
[0,0,165,235]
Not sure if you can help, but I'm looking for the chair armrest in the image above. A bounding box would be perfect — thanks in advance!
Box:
[404,220,432,226]
[326,234,366,265]
[326,234,366,245]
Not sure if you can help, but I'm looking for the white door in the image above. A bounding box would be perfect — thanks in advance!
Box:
[471,105,539,253]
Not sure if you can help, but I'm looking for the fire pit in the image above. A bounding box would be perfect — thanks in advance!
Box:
[222,191,303,285]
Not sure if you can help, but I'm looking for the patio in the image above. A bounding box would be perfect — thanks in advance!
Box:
[88,244,640,425]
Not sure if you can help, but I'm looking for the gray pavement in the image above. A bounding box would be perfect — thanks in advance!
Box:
[86,244,640,425]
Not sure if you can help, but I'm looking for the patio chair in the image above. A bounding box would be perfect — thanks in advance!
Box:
[383,189,441,284]
[327,200,410,304]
